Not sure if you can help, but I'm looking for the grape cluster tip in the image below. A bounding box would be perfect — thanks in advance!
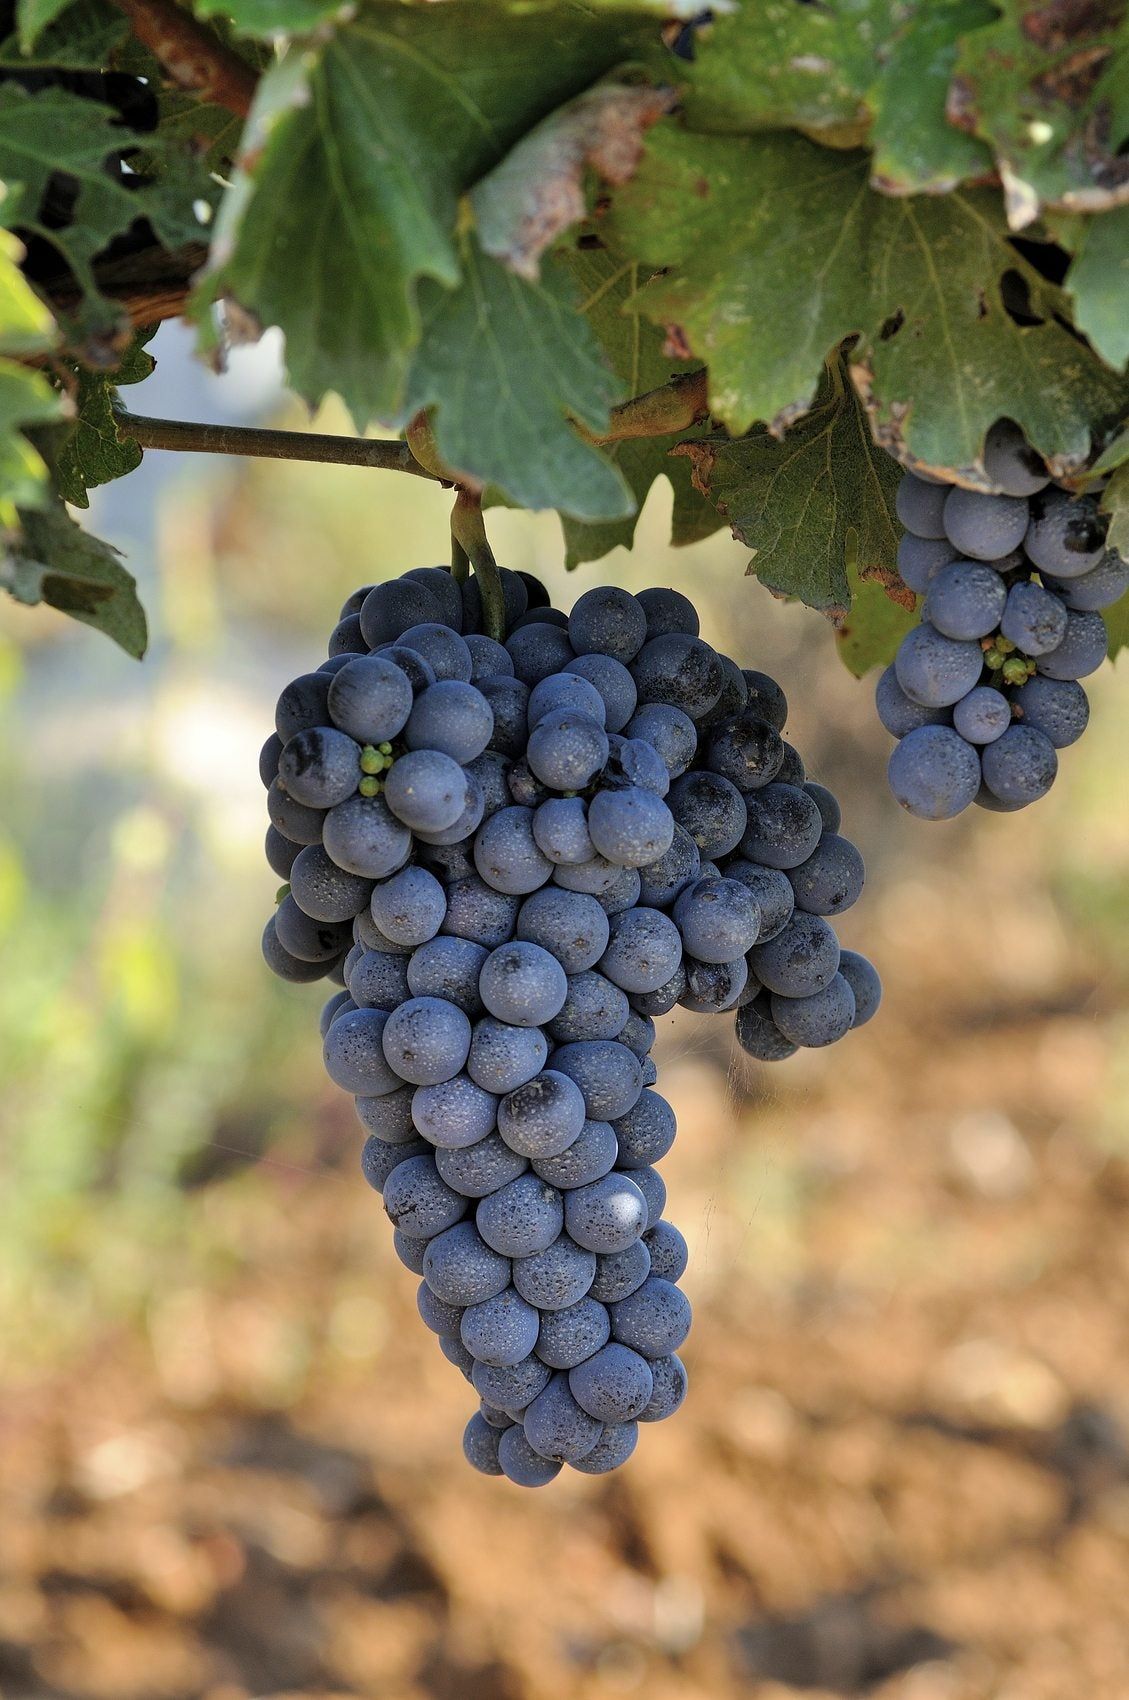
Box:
[260,566,880,1482]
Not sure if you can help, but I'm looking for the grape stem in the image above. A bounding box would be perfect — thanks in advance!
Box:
[115,412,440,478]
[450,488,505,640]
[107,0,258,117]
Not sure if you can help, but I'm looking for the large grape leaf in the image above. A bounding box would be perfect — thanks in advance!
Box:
[400,239,631,521]
[678,0,885,136]
[951,3,1129,229]
[0,84,211,339]
[3,0,127,63]
[555,239,719,564]
[612,124,1129,472]
[1,499,147,656]
[677,354,906,637]
[867,0,995,194]
[54,324,157,508]
[1060,206,1129,371]
[0,230,63,526]
[198,4,656,426]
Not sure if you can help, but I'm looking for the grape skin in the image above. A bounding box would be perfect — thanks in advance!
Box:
[895,623,985,709]
[887,724,980,820]
[979,723,1058,806]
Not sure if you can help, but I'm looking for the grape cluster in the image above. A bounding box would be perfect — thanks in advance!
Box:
[259,565,879,1482]
[883,422,1124,819]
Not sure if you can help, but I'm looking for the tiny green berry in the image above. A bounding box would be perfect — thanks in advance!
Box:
[360,745,382,774]
[994,635,1016,656]
[276,884,290,905]
[378,742,393,755]
[984,647,1005,670]
[1001,657,1032,685]
[358,775,381,797]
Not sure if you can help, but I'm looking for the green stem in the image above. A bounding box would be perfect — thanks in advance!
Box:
[451,533,470,585]
[451,488,504,640]
[115,412,438,478]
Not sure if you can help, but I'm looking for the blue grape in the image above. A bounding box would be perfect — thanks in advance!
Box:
[355,1084,416,1143]
[465,633,512,679]
[528,670,607,728]
[587,785,675,869]
[511,606,568,633]
[739,669,787,732]
[571,1420,639,1473]
[739,782,822,869]
[546,971,630,1045]
[564,653,638,732]
[403,679,494,766]
[402,566,464,630]
[527,708,609,790]
[505,621,576,685]
[463,1412,505,1476]
[609,1275,691,1356]
[1012,675,1089,748]
[320,988,353,1037]
[924,561,1008,641]
[564,1172,648,1253]
[1000,581,1068,656]
[465,751,510,819]
[441,875,521,949]
[261,915,339,984]
[673,875,760,960]
[393,1229,429,1273]
[479,940,568,1027]
[359,579,441,647]
[477,1174,564,1257]
[896,471,948,538]
[895,622,985,708]
[705,711,785,791]
[507,757,549,809]
[383,749,467,833]
[397,622,473,682]
[422,1220,510,1304]
[370,865,446,946]
[474,806,553,895]
[601,735,670,797]
[589,1238,651,1303]
[1024,489,1106,577]
[680,952,747,1014]
[532,1118,619,1190]
[837,951,882,1027]
[472,1353,552,1418]
[327,655,414,744]
[467,1018,549,1095]
[593,865,642,916]
[735,996,797,1061]
[275,672,331,742]
[327,613,367,655]
[497,1069,587,1158]
[639,1353,688,1422]
[289,845,372,924]
[570,1343,653,1422]
[277,726,360,809]
[776,741,806,786]
[628,966,687,1017]
[982,419,1049,496]
[751,911,840,998]
[417,1280,463,1337]
[435,1133,529,1198]
[382,1154,467,1239]
[952,685,1012,744]
[637,825,701,908]
[532,796,595,866]
[361,1134,430,1193]
[535,1296,611,1368]
[887,724,980,819]
[980,723,1058,805]
[803,782,841,834]
[668,770,747,858]
[896,532,957,594]
[943,486,1028,560]
[568,585,647,662]
[411,1074,498,1147]
[599,907,683,994]
[461,1288,541,1367]
[552,1040,643,1121]
[874,665,950,738]
[497,1424,562,1486]
[381,996,472,1085]
[613,1090,675,1170]
[1048,552,1129,611]
[477,675,530,758]
[643,1220,688,1282]
[786,836,865,917]
[516,887,608,974]
[523,1374,603,1463]
[275,894,351,963]
[723,860,795,942]
[771,972,857,1046]
[630,1164,666,1229]
[324,1006,402,1094]
[348,948,411,1010]
[323,794,412,879]
[512,1235,597,1310]
[374,643,436,695]
[265,825,301,879]
[406,935,488,1015]
[318,653,360,677]
[626,702,698,778]
[631,633,724,720]
[1036,610,1108,680]
[636,585,700,639]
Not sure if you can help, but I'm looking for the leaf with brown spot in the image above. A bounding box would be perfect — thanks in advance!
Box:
[472,84,676,281]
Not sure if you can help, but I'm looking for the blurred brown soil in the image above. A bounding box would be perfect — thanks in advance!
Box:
[3,851,1129,1700]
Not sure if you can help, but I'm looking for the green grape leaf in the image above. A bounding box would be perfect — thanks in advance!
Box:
[612,125,1129,473]
[676,354,907,634]
[0,226,56,355]
[2,0,127,64]
[1062,206,1129,372]
[951,5,1129,229]
[54,324,157,508]
[0,231,63,525]
[0,84,211,341]
[403,240,631,521]
[557,238,719,564]
[473,84,674,281]
[867,0,996,194]
[198,5,655,426]
[1105,582,1129,661]
[1101,462,1129,562]
[15,0,73,48]
[1,498,147,656]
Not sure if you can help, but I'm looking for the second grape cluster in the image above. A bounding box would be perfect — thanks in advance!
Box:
[882,421,1124,819]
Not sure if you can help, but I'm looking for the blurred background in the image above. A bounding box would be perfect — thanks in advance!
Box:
[3,324,1129,1700]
